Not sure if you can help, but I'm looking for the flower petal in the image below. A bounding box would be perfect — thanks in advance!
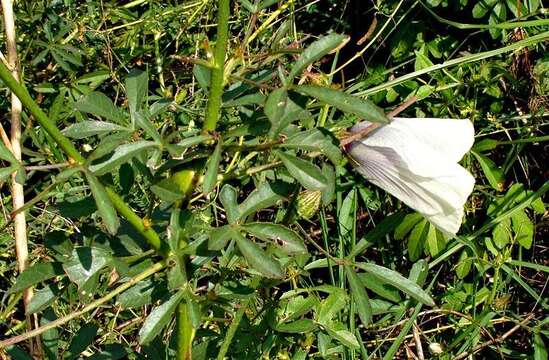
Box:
[390,117,474,162]
[348,142,475,236]
[354,118,474,177]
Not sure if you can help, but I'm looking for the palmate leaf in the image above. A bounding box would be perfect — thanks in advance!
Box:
[76,91,125,124]
[125,69,148,114]
[62,247,112,288]
[89,141,157,175]
[234,232,283,279]
[8,262,65,294]
[287,33,348,81]
[243,222,306,254]
[276,151,327,191]
[294,85,389,124]
[238,181,293,221]
[63,121,130,139]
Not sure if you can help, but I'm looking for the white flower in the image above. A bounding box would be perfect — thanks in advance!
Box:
[347,117,475,236]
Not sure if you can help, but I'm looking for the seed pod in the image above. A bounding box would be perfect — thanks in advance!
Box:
[297,190,322,219]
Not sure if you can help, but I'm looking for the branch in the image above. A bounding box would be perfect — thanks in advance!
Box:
[453,314,535,360]
[0,261,166,348]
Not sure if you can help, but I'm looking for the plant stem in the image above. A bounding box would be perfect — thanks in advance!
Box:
[202,0,230,132]
[0,61,84,163]
[105,187,168,257]
[175,301,195,360]
[0,261,166,349]
[1,0,39,354]
[0,60,166,256]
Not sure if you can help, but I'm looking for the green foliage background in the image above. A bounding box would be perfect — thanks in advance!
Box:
[0,0,548,359]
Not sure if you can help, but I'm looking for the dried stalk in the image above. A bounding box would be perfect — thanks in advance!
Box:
[1,0,33,332]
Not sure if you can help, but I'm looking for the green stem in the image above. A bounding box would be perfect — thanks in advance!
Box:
[0,60,166,257]
[176,301,195,360]
[0,61,84,163]
[105,187,169,257]
[0,261,166,348]
[202,0,230,132]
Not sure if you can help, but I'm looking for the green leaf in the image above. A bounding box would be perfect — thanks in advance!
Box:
[493,218,511,248]
[472,0,497,18]
[321,164,336,204]
[407,219,429,261]
[282,129,342,165]
[511,209,534,249]
[76,91,124,124]
[5,346,32,360]
[8,262,64,294]
[89,141,157,175]
[64,324,98,360]
[346,266,372,326]
[472,151,504,191]
[281,295,318,321]
[203,139,223,195]
[0,142,18,164]
[287,33,349,81]
[76,70,110,87]
[264,88,287,129]
[275,319,317,333]
[63,247,112,288]
[150,178,187,204]
[125,69,148,113]
[472,138,499,152]
[349,212,406,258]
[239,0,255,12]
[394,213,423,240]
[0,165,18,183]
[425,223,446,257]
[139,290,185,345]
[87,344,127,360]
[356,262,435,306]
[220,185,240,224]
[85,172,119,234]
[294,85,389,124]
[243,222,306,254]
[133,112,162,144]
[63,121,130,139]
[489,2,506,38]
[209,225,237,250]
[317,290,347,325]
[534,332,548,360]
[265,90,310,137]
[41,308,59,360]
[238,181,292,221]
[27,284,59,314]
[193,64,211,90]
[456,249,473,279]
[325,322,360,349]
[414,49,434,71]
[117,279,168,309]
[169,134,212,156]
[234,233,283,278]
[358,272,401,303]
[276,151,327,191]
